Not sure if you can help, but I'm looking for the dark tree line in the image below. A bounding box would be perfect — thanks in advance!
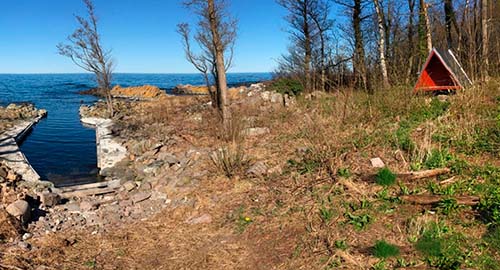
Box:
[277,0,500,92]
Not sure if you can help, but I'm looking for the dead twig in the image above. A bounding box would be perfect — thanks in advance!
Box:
[399,168,451,180]
[401,194,479,206]
[439,176,458,186]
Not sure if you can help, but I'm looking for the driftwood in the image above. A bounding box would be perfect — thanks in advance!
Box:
[401,195,480,206]
[399,168,451,180]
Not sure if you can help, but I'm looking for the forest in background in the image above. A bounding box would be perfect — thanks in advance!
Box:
[274,0,499,93]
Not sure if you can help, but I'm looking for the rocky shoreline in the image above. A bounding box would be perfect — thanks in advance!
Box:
[0,82,297,265]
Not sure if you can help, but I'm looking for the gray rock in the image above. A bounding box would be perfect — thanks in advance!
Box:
[244,127,270,137]
[370,157,386,168]
[123,181,137,192]
[0,167,7,179]
[260,91,271,101]
[270,93,283,103]
[22,233,33,241]
[6,200,30,222]
[157,152,180,166]
[39,192,61,207]
[139,182,152,192]
[143,160,164,175]
[64,203,81,213]
[18,241,31,250]
[80,201,98,211]
[186,214,212,225]
[247,161,268,177]
[132,192,151,204]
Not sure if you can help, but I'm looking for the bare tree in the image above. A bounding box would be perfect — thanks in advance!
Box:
[277,0,315,93]
[308,0,334,92]
[57,0,114,117]
[181,0,236,124]
[481,0,489,78]
[177,23,217,107]
[334,0,370,91]
[373,0,390,88]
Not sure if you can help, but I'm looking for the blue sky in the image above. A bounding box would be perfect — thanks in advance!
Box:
[0,0,291,74]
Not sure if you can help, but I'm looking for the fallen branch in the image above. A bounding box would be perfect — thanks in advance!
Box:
[401,195,479,206]
[439,176,458,186]
[399,168,451,180]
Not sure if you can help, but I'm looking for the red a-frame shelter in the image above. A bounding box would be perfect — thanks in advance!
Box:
[414,48,472,93]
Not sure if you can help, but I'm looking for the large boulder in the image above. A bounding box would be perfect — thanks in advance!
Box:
[6,200,30,223]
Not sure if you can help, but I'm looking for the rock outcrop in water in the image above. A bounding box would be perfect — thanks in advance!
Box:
[0,104,47,133]
[110,85,166,99]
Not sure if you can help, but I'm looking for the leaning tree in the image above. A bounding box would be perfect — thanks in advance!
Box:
[57,0,115,117]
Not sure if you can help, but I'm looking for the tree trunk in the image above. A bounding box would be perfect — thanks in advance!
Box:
[303,0,312,93]
[208,0,231,125]
[203,72,217,108]
[353,0,368,91]
[406,0,416,84]
[481,0,489,78]
[374,0,390,88]
[423,1,433,52]
[444,0,454,48]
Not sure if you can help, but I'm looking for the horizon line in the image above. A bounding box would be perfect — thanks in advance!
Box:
[0,71,273,75]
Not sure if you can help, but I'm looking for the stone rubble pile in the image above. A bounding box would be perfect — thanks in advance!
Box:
[0,103,47,132]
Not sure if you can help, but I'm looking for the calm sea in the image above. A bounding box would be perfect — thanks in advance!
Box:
[0,73,271,186]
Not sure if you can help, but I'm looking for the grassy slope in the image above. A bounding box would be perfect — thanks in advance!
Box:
[5,80,500,269]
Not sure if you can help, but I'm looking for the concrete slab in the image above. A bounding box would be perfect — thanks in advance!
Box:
[0,116,45,182]
[80,117,127,172]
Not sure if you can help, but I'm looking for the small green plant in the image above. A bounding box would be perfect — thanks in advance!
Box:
[372,240,400,259]
[372,260,387,270]
[345,212,372,230]
[287,157,321,175]
[437,198,460,215]
[376,167,397,187]
[84,260,96,268]
[334,239,348,250]
[269,77,304,96]
[319,206,335,223]
[424,149,453,169]
[479,185,500,225]
[337,167,351,178]
[236,215,253,233]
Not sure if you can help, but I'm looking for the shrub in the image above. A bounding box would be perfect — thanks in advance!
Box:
[269,77,304,96]
[211,145,250,178]
[372,240,400,259]
[376,167,397,187]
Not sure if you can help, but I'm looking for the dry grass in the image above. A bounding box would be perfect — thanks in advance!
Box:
[3,81,500,269]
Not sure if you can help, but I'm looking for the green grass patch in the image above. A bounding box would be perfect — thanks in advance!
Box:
[372,240,400,259]
[415,222,470,270]
[376,167,397,187]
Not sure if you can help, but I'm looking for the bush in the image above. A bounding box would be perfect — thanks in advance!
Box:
[211,145,250,178]
[372,240,400,259]
[376,167,397,187]
[269,77,304,96]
